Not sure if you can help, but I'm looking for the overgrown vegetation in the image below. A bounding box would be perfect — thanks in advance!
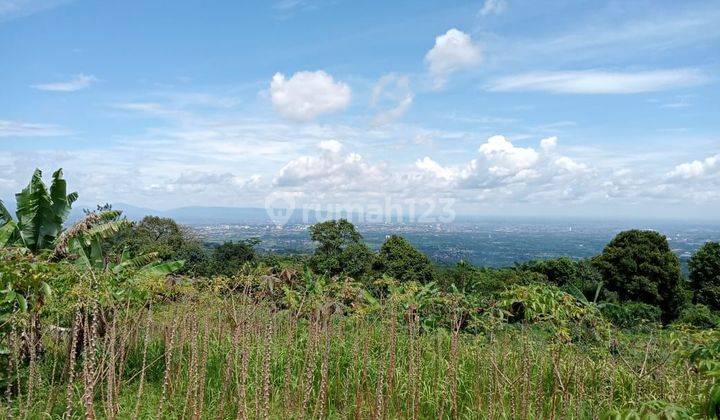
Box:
[2,169,720,418]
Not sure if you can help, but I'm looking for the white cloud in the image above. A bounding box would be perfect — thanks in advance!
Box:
[317,139,343,153]
[415,157,456,181]
[540,136,557,151]
[416,136,592,200]
[31,73,97,92]
[478,0,506,16]
[486,69,708,94]
[0,119,71,137]
[667,154,720,180]
[425,29,482,89]
[478,135,539,176]
[269,70,351,121]
[273,145,386,191]
[371,74,413,125]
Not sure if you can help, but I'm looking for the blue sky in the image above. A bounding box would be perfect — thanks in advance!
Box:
[1,0,719,219]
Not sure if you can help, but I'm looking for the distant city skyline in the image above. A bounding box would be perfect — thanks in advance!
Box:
[1,0,719,219]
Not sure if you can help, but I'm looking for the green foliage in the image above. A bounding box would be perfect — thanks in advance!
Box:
[593,230,687,323]
[208,239,259,276]
[0,249,50,314]
[118,215,204,274]
[603,401,694,419]
[676,303,719,329]
[440,261,544,297]
[600,301,661,329]
[678,329,720,417]
[374,235,435,284]
[0,169,77,253]
[341,241,375,281]
[308,219,373,278]
[119,216,185,258]
[689,241,720,310]
[520,257,604,299]
[495,284,610,342]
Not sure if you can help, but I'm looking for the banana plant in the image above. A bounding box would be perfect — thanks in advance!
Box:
[0,169,77,253]
[55,210,184,280]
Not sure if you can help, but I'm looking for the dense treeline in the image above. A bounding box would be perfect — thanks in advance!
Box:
[2,169,720,418]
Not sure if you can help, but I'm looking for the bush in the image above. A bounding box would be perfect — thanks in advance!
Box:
[600,301,661,329]
[208,239,260,276]
[495,284,610,342]
[676,304,719,329]
[440,262,545,296]
[519,257,603,300]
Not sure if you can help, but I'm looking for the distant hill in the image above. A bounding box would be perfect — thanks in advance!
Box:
[108,204,274,224]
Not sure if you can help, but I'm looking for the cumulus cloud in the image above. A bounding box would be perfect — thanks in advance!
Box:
[317,139,343,153]
[371,74,413,125]
[269,70,351,121]
[31,73,98,92]
[273,140,386,191]
[478,0,506,16]
[667,154,720,180]
[415,157,456,181]
[425,29,482,89]
[416,135,591,199]
[486,69,708,94]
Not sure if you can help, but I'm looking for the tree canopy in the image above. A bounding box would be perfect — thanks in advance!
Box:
[308,219,370,277]
[592,229,687,323]
[375,235,435,284]
[689,241,720,310]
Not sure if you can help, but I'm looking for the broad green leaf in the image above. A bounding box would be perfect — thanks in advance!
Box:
[136,260,184,278]
[16,294,27,312]
[40,281,52,298]
[0,199,12,225]
[0,220,18,247]
[15,169,61,252]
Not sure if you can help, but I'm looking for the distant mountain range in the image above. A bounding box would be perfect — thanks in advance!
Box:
[89,203,277,224]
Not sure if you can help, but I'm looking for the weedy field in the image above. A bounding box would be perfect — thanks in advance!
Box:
[1,291,714,419]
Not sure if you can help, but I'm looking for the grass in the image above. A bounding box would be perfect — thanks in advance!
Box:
[1,296,709,419]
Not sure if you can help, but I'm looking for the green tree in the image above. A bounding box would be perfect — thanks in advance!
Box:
[308,219,371,277]
[592,229,687,323]
[689,242,720,310]
[116,215,210,275]
[0,169,77,253]
[120,216,187,260]
[341,242,375,281]
[210,239,260,276]
[375,235,435,284]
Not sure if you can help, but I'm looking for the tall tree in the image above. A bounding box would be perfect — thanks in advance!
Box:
[689,241,720,310]
[592,230,687,323]
[375,235,435,284]
[308,219,371,277]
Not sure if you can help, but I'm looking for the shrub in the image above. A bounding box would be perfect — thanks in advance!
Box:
[676,304,719,329]
[519,257,604,300]
[495,284,610,342]
[600,301,661,329]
